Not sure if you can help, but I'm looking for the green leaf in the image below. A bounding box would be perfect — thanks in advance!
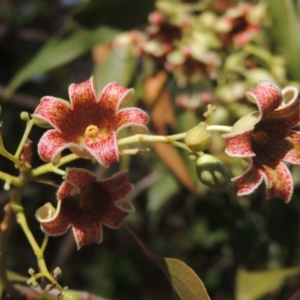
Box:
[147,172,179,213]
[72,0,155,29]
[155,257,211,300]
[235,266,300,300]
[93,44,137,92]
[4,25,120,97]
[267,0,300,81]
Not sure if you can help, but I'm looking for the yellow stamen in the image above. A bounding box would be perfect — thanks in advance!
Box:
[252,131,268,144]
[85,125,99,138]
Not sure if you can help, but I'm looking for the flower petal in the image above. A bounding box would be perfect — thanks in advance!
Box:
[224,128,255,157]
[232,161,264,196]
[116,108,149,134]
[261,89,300,131]
[262,162,293,202]
[84,133,119,167]
[36,202,70,236]
[33,97,71,130]
[101,170,134,201]
[72,221,103,249]
[69,77,96,108]
[246,81,282,116]
[38,130,77,165]
[282,131,300,164]
[57,168,97,201]
[98,82,134,112]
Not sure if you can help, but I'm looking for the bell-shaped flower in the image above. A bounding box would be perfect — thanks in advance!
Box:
[223,81,300,202]
[36,168,134,249]
[32,78,149,167]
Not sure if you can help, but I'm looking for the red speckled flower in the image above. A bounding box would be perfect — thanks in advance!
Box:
[33,78,149,167]
[36,168,134,249]
[223,81,300,202]
[215,3,263,47]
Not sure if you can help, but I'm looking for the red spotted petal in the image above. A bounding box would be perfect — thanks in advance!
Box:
[84,133,118,167]
[33,97,71,130]
[224,129,255,157]
[116,108,149,133]
[38,130,76,165]
[282,131,300,164]
[69,78,96,108]
[246,81,282,116]
[73,221,103,249]
[261,89,300,131]
[262,162,293,202]
[57,168,97,201]
[98,82,134,112]
[233,162,264,196]
[40,202,70,236]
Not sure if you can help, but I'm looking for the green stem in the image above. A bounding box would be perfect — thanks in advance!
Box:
[14,119,35,159]
[30,153,78,178]
[16,209,63,291]
[0,172,29,297]
[207,125,232,133]
[0,135,21,167]
[0,171,22,187]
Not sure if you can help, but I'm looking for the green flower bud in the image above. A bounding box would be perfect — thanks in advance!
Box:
[185,122,212,152]
[63,292,82,300]
[20,111,30,121]
[196,154,230,192]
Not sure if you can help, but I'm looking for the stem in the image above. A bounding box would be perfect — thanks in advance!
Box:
[16,208,63,291]
[30,153,78,178]
[14,119,35,159]
[118,133,187,146]
[206,125,232,133]
[0,171,22,187]
[0,135,21,167]
[0,174,28,297]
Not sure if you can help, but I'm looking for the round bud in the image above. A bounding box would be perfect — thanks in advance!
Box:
[196,154,230,192]
[185,122,212,152]
[63,292,82,300]
[20,111,30,121]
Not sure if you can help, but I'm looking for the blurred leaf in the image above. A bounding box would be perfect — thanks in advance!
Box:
[7,270,28,282]
[152,143,199,194]
[235,266,300,300]
[4,26,120,96]
[267,0,300,81]
[93,45,137,91]
[72,0,155,29]
[147,173,179,212]
[155,257,211,300]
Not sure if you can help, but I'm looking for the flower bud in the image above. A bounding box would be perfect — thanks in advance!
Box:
[20,111,30,121]
[196,154,230,192]
[63,292,82,300]
[185,122,212,152]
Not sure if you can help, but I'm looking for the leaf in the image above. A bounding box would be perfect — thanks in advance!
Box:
[267,0,300,81]
[235,266,300,300]
[155,257,211,300]
[147,172,179,212]
[93,44,137,92]
[72,0,155,30]
[152,143,199,194]
[4,26,120,97]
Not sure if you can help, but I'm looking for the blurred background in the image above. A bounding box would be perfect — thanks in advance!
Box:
[1,0,300,299]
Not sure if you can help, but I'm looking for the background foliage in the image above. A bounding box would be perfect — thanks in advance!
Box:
[1,0,300,299]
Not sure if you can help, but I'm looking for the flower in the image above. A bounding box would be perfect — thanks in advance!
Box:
[215,3,262,47]
[223,81,300,202]
[36,168,134,249]
[32,78,149,167]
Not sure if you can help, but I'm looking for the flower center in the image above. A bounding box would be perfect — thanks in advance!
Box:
[85,125,99,138]
[252,131,268,145]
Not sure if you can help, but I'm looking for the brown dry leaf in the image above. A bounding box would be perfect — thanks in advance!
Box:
[152,143,199,194]
[143,70,168,107]
[92,43,112,64]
